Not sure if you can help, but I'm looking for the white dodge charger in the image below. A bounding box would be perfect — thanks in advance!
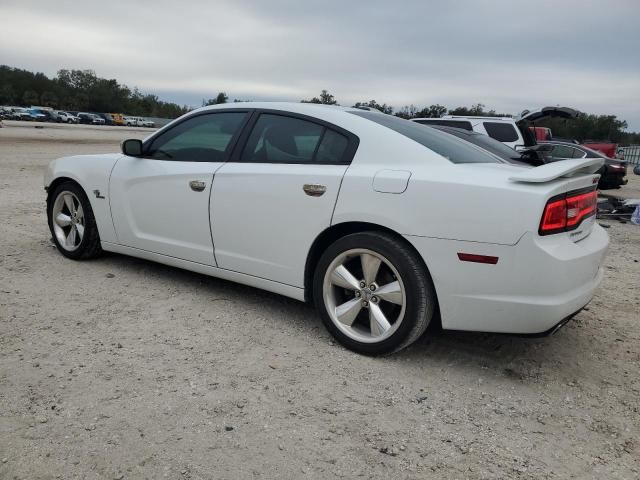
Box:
[45,103,609,354]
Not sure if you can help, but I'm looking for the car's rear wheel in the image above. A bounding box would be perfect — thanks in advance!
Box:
[48,181,102,260]
[313,232,436,355]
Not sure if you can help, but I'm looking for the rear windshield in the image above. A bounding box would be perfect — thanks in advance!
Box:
[413,119,473,131]
[432,126,521,161]
[350,111,501,164]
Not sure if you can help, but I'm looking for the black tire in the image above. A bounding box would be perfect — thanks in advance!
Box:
[313,231,436,355]
[47,181,102,260]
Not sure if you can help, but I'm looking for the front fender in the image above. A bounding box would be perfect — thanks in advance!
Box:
[45,154,122,243]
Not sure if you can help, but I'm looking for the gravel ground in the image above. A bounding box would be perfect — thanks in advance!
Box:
[1,121,639,479]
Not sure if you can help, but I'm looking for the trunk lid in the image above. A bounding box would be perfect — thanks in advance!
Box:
[515,106,579,124]
[509,158,602,242]
[459,158,602,243]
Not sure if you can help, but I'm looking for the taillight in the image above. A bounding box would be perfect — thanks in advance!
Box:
[539,188,597,235]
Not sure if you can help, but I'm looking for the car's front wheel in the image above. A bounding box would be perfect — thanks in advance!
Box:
[47,181,102,260]
[313,232,436,355]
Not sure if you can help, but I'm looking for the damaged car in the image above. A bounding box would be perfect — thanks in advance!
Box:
[44,103,608,354]
[540,141,628,189]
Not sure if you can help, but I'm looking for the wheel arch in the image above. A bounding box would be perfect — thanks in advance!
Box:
[303,221,439,314]
[46,175,117,244]
[46,176,83,207]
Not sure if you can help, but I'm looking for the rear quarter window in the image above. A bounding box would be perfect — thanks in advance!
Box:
[483,122,519,142]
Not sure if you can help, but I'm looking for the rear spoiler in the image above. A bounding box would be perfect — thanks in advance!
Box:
[509,158,604,183]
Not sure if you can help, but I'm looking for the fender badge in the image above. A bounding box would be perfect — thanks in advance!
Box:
[93,189,105,199]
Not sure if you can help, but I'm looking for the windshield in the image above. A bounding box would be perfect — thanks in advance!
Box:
[350,111,501,164]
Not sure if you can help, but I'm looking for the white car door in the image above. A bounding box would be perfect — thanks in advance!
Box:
[211,111,358,287]
[109,111,249,265]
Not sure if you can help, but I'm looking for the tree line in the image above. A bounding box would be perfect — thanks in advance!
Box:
[2,67,638,144]
[301,90,640,145]
[0,65,190,118]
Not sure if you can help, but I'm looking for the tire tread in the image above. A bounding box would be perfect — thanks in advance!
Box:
[313,231,436,355]
[48,181,102,260]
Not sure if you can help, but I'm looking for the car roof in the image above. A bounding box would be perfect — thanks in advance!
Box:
[441,115,514,121]
[196,102,360,115]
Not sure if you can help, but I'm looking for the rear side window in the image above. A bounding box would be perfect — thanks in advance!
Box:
[316,129,349,163]
[351,111,501,164]
[413,119,473,131]
[483,122,519,142]
[241,114,350,164]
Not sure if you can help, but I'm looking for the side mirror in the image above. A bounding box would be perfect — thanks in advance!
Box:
[121,139,143,157]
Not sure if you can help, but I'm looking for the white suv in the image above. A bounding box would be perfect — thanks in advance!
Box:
[412,106,577,149]
[124,116,143,127]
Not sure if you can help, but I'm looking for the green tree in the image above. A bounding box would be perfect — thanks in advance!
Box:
[0,64,189,118]
[22,89,40,106]
[536,113,629,143]
[395,104,447,119]
[202,92,228,106]
[302,89,337,105]
[418,104,447,118]
[353,99,393,114]
[448,103,508,117]
[40,91,58,107]
[0,83,15,104]
[395,105,418,119]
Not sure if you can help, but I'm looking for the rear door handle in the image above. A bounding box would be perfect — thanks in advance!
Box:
[303,184,326,197]
[189,180,206,192]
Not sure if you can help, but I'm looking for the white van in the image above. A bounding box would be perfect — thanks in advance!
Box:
[412,106,578,149]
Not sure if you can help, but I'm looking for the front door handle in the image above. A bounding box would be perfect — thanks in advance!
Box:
[189,180,206,192]
[303,184,326,197]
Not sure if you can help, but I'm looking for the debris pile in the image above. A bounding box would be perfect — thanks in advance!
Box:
[597,198,640,224]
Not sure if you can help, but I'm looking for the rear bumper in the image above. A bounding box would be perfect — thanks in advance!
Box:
[405,224,609,334]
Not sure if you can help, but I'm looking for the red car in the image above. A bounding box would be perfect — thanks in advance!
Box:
[582,141,620,159]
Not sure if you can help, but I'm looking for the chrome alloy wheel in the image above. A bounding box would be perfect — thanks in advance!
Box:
[323,248,406,343]
[51,191,85,252]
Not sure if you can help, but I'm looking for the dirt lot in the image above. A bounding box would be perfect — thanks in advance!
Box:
[1,121,639,479]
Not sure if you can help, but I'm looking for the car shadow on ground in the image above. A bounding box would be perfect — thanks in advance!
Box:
[92,251,582,376]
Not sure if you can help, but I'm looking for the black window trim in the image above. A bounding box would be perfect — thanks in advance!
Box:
[140,108,253,163]
[229,109,360,165]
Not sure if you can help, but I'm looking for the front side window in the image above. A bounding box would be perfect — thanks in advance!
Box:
[146,112,247,162]
[483,122,519,142]
[241,114,349,164]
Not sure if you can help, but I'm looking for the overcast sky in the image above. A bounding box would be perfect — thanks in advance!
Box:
[2,0,640,128]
